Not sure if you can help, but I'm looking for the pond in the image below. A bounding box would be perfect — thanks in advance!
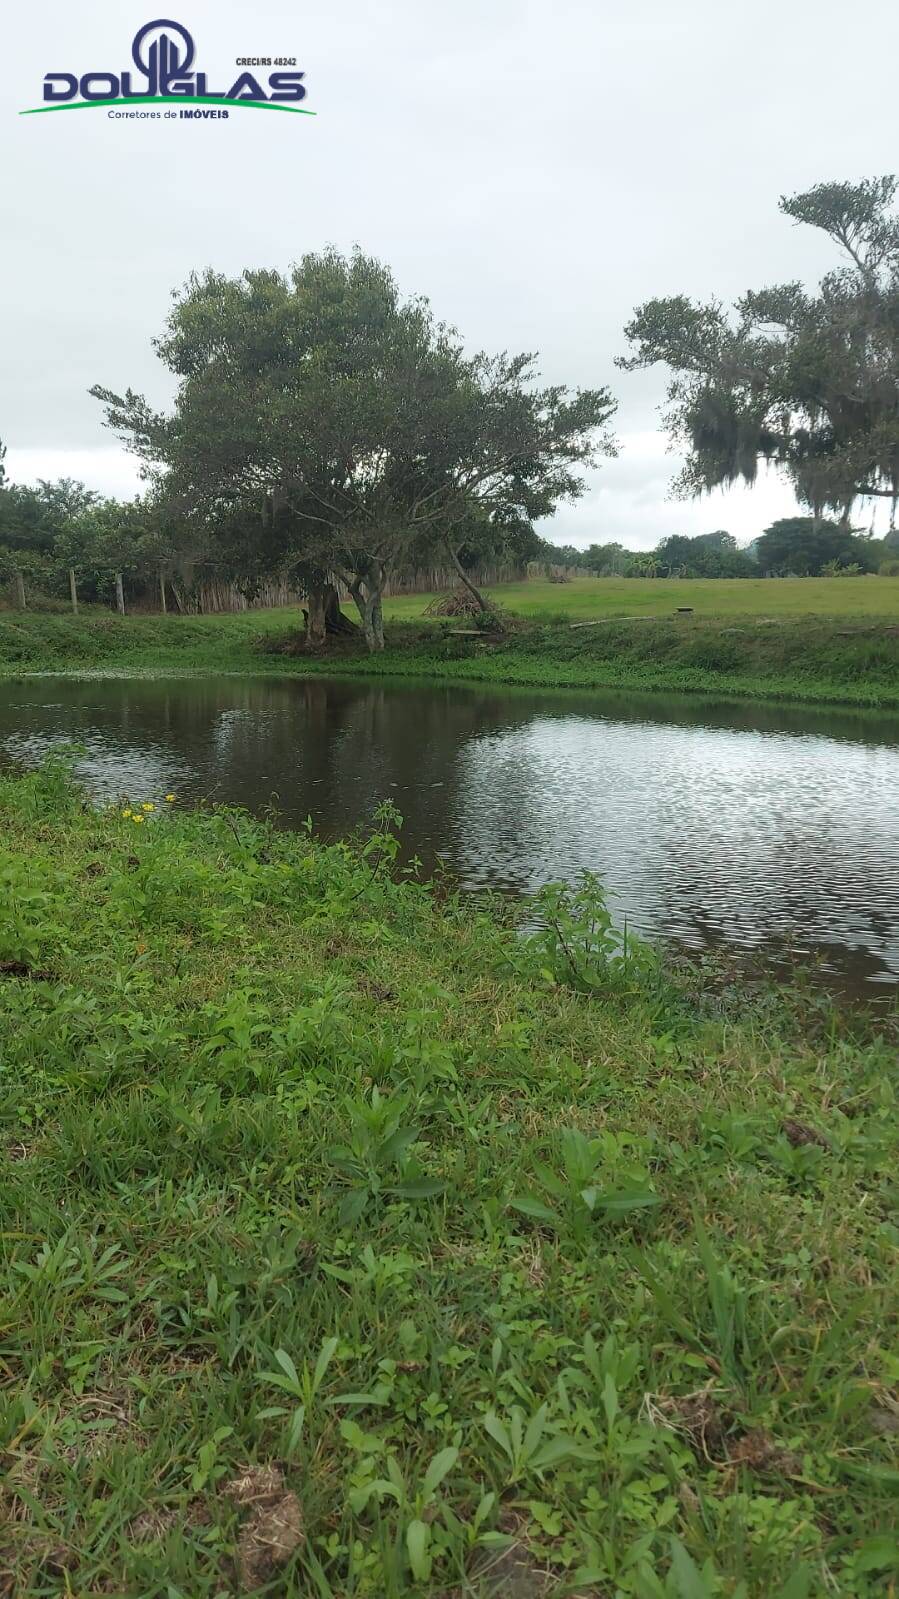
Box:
[2,673,898,995]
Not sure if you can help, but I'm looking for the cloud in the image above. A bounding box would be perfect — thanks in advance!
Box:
[5,448,143,500]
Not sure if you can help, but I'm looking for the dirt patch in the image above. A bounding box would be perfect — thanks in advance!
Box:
[469,1543,553,1597]
[60,1392,144,1465]
[224,1465,288,1507]
[463,1507,562,1597]
[729,1428,803,1476]
[223,1465,304,1591]
[782,1118,830,1149]
[649,1387,728,1460]
[357,976,396,1003]
[128,1507,178,1543]
[128,1498,210,1543]
[159,1346,214,1377]
[0,959,54,982]
[649,1392,803,1477]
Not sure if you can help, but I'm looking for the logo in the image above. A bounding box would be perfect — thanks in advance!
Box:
[131,21,196,93]
[21,18,313,116]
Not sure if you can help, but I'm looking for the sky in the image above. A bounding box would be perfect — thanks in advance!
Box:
[3,0,897,551]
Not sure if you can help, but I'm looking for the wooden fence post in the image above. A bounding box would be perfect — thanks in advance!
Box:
[159,570,167,614]
[115,573,125,616]
[69,568,79,615]
[14,570,26,611]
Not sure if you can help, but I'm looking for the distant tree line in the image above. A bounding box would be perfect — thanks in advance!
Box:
[569,521,897,578]
[0,455,192,615]
[4,474,896,623]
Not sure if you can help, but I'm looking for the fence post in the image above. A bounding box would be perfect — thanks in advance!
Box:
[159,570,167,614]
[14,570,26,611]
[115,573,125,616]
[69,568,78,615]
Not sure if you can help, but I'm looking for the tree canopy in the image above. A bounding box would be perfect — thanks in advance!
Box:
[650,530,755,578]
[92,249,617,648]
[0,471,97,595]
[754,517,878,576]
[619,177,899,525]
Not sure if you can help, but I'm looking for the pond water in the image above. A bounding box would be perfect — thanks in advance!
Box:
[2,673,898,994]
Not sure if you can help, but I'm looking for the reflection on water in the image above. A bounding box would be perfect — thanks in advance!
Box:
[2,674,898,992]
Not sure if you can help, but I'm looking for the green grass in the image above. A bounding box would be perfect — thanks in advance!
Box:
[1,760,897,1595]
[3,594,898,708]
[380,576,899,623]
[302,615,899,708]
[2,574,899,708]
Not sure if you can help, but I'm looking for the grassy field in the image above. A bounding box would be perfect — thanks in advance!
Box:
[1,758,897,1596]
[380,576,899,623]
[2,589,899,708]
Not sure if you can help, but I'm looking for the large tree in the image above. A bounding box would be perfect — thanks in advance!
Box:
[619,177,899,527]
[92,250,617,649]
[754,517,877,576]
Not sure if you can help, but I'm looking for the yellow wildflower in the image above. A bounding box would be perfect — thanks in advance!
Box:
[121,808,132,818]
[142,803,155,812]
[132,814,145,825]
[165,794,176,803]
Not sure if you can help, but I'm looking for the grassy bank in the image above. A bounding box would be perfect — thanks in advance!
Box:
[1,761,897,1595]
[2,601,899,707]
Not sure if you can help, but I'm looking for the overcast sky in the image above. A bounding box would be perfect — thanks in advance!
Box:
[4,0,896,550]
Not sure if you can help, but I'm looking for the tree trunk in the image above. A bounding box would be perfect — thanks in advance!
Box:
[159,570,167,614]
[305,584,328,650]
[115,573,125,616]
[14,569,26,611]
[369,588,384,650]
[349,567,386,652]
[358,589,384,651]
[323,586,358,635]
[69,568,78,615]
[444,538,489,611]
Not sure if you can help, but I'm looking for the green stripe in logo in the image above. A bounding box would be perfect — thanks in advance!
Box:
[20,94,315,115]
